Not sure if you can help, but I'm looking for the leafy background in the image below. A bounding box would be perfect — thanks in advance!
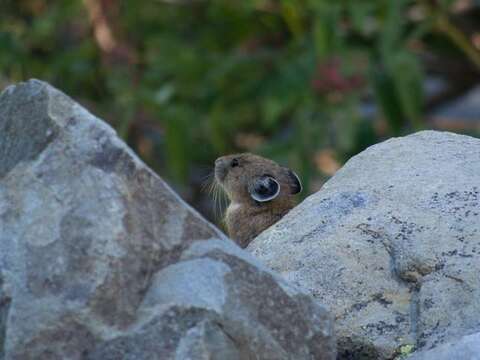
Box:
[1,0,479,224]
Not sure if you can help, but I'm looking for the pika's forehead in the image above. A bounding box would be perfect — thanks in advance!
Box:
[218,153,277,167]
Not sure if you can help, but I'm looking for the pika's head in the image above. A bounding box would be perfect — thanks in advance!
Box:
[214,153,302,204]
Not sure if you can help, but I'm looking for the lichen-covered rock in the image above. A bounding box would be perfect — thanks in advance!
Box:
[0,80,335,360]
[249,131,480,359]
[407,332,480,360]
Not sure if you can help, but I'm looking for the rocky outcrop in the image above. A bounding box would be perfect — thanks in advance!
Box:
[0,80,335,359]
[249,131,480,359]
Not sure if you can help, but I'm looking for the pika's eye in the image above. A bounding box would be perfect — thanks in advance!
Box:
[231,158,239,167]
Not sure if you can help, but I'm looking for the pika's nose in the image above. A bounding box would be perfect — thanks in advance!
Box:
[214,157,227,181]
[215,157,226,166]
[215,157,228,169]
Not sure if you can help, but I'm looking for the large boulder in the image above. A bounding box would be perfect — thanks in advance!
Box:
[249,131,480,359]
[0,80,335,359]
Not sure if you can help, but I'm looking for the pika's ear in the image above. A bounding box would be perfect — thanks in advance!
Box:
[285,168,302,194]
[248,175,280,202]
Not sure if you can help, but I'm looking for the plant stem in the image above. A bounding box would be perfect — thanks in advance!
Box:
[418,0,480,70]
[435,14,480,69]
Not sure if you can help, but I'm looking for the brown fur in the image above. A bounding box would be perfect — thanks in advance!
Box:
[214,153,301,248]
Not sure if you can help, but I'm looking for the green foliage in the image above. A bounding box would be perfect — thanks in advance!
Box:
[394,344,415,359]
[0,0,477,209]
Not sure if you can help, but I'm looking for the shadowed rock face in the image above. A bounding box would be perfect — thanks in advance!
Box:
[249,130,480,359]
[0,80,335,360]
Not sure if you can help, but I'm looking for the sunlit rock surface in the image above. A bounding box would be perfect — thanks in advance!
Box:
[249,130,480,359]
[0,80,335,360]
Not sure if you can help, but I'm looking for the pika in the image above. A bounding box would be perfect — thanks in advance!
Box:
[214,153,302,248]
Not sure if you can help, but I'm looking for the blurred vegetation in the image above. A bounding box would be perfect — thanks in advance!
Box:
[1,0,480,222]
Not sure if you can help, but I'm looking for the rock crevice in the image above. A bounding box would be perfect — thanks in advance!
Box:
[0,274,11,359]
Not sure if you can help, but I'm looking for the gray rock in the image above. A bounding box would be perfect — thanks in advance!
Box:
[249,131,480,359]
[0,80,335,360]
[407,332,480,360]
[429,85,480,130]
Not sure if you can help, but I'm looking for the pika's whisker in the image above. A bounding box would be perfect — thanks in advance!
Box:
[200,171,214,192]
[214,182,222,221]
